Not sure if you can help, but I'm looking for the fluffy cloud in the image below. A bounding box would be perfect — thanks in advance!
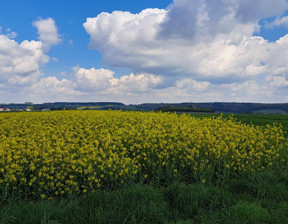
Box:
[0,18,60,101]
[160,0,287,37]
[24,67,165,103]
[72,67,114,92]
[29,76,83,102]
[84,9,167,70]
[109,73,163,94]
[83,0,288,84]
[27,65,286,104]
[26,67,213,103]
[4,65,282,104]
[0,35,49,86]
[32,76,72,93]
[33,18,61,50]
[71,67,163,95]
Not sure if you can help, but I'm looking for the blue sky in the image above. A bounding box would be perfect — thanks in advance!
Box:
[0,0,288,103]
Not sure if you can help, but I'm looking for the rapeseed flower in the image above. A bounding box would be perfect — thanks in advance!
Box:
[0,110,287,199]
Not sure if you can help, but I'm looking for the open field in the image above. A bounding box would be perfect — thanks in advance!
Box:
[231,114,288,137]
[190,113,288,138]
[0,111,287,223]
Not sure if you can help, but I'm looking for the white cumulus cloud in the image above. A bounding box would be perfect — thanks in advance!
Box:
[0,35,49,86]
[33,18,61,50]
[83,0,288,83]
[82,0,288,103]
[72,67,115,92]
[71,67,163,94]
[0,18,59,102]
[109,73,163,94]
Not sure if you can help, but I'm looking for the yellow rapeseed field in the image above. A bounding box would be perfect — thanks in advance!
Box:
[0,110,287,199]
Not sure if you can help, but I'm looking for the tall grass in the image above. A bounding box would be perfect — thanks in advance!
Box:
[1,169,288,224]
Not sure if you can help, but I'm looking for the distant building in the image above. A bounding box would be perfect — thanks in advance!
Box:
[0,108,4,111]
[26,108,31,112]
[5,108,11,111]
[41,109,50,112]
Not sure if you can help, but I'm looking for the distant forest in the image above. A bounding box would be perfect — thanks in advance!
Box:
[1,102,288,114]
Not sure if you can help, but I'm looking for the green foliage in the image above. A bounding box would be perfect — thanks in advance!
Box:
[155,105,215,113]
[1,171,288,224]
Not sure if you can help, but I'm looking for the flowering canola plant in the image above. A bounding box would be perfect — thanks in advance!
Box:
[0,110,287,199]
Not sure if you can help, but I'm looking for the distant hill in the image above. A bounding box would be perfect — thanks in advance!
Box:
[154,105,215,113]
[191,102,288,114]
[129,102,288,114]
[0,102,126,111]
[1,102,288,114]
